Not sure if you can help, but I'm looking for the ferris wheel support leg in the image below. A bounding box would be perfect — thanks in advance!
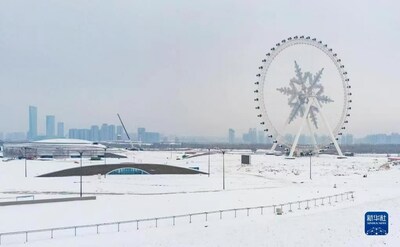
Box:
[270,142,278,152]
[275,119,291,151]
[313,99,344,157]
[288,101,313,158]
[306,119,318,153]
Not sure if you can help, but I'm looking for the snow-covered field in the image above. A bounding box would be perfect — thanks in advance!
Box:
[0,150,399,246]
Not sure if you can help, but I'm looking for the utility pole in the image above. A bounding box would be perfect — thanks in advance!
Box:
[208,148,210,177]
[79,151,83,197]
[309,150,312,180]
[104,148,107,165]
[222,150,226,190]
[104,147,107,178]
[24,147,27,178]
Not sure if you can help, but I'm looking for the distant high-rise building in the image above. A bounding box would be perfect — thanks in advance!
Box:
[68,129,78,139]
[90,125,100,141]
[100,124,108,141]
[250,128,257,143]
[108,124,116,140]
[67,124,128,141]
[116,125,124,140]
[28,106,38,140]
[80,129,90,140]
[68,128,90,140]
[390,133,400,144]
[243,128,257,144]
[145,132,160,143]
[57,122,64,138]
[138,128,146,142]
[228,129,235,144]
[137,127,160,143]
[258,130,265,144]
[46,115,56,138]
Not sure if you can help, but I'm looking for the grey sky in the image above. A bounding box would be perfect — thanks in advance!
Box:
[0,0,399,137]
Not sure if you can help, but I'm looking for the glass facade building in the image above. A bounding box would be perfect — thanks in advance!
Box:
[46,115,56,138]
[28,106,38,140]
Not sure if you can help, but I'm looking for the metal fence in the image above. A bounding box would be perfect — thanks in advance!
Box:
[0,191,354,245]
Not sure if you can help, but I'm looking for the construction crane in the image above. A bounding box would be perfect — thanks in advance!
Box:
[117,113,137,150]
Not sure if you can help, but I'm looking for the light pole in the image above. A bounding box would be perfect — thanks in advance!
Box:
[208,148,210,177]
[104,147,107,178]
[24,147,27,178]
[79,151,83,197]
[309,150,312,180]
[222,150,226,190]
[104,148,107,165]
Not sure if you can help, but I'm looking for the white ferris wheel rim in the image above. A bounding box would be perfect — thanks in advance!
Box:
[254,36,352,149]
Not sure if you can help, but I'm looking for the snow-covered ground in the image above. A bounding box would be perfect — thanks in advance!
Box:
[0,150,399,246]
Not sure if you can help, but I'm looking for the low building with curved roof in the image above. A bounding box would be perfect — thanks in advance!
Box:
[38,163,207,177]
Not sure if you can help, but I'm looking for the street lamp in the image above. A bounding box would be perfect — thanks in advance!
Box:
[222,150,226,190]
[309,150,313,180]
[208,148,210,177]
[104,148,107,165]
[79,151,83,197]
[24,147,27,178]
[104,147,107,178]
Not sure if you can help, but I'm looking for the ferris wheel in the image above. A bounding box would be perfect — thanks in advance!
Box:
[254,36,352,158]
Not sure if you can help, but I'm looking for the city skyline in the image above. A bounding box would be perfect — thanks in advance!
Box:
[0,1,399,137]
[2,104,400,145]
[4,104,400,140]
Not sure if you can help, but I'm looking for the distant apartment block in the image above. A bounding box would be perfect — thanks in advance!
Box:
[46,115,56,138]
[228,128,235,144]
[68,124,125,142]
[242,128,257,144]
[258,130,266,144]
[357,133,400,145]
[57,122,64,138]
[137,127,160,143]
[28,106,38,140]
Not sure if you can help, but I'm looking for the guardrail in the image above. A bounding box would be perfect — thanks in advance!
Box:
[0,191,354,245]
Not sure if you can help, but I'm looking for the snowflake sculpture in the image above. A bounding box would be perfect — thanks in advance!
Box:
[277,61,333,129]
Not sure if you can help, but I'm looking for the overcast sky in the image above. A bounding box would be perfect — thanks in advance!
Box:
[0,0,399,137]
